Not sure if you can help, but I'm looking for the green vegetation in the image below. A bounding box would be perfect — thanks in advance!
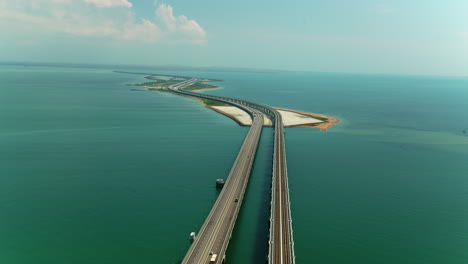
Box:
[201,98,229,106]
[133,74,192,88]
[131,74,222,91]
[134,81,160,87]
[156,89,173,93]
[183,81,219,91]
[145,76,189,82]
[134,80,181,88]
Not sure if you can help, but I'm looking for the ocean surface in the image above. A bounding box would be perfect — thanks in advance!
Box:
[1,65,468,264]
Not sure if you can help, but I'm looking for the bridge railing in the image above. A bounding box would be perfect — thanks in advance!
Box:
[172,79,295,264]
[267,111,278,264]
[280,119,296,264]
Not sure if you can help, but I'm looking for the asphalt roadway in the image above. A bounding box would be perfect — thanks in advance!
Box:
[169,79,295,264]
[170,80,264,264]
[269,111,295,264]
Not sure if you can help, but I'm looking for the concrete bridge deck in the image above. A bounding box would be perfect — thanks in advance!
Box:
[170,79,295,264]
[170,79,264,264]
[268,109,295,264]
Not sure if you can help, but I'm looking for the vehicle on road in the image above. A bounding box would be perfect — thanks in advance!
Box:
[209,253,218,263]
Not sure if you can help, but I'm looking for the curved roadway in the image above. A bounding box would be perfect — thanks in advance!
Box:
[170,79,295,264]
[170,79,264,264]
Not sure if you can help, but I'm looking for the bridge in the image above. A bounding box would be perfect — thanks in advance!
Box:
[268,109,295,264]
[169,79,295,264]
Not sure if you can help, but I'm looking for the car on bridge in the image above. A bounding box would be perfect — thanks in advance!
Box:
[209,253,218,263]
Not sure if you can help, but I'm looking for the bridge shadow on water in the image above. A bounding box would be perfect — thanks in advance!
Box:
[251,151,274,264]
[225,128,274,264]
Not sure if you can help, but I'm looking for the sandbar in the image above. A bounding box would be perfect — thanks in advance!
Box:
[136,74,340,131]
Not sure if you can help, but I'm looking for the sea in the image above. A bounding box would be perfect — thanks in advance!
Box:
[1,64,467,264]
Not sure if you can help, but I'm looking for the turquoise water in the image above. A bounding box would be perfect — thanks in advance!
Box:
[1,65,468,263]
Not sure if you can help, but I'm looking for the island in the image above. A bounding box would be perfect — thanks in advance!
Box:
[129,73,340,131]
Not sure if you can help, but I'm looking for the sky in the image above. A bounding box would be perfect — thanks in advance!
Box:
[0,0,467,76]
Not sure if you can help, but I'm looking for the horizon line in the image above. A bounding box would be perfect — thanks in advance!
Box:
[1,61,466,78]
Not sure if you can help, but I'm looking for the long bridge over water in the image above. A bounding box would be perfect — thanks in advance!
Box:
[170,79,295,264]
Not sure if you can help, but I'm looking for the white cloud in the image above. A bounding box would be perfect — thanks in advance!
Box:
[0,9,120,37]
[156,4,207,43]
[83,0,133,8]
[121,19,161,42]
[0,1,206,44]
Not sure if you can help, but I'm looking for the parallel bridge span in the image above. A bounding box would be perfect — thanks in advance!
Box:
[170,79,295,264]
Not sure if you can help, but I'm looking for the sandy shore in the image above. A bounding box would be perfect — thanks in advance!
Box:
[188,86,221,92]
[276,109,324,126]
[209,106,338,130]
[274,108,340,131]
[208,106,251,126]
[143,86,220,92]
[142,83,340,131]
[178,92,339,131]
[210,106,272,126]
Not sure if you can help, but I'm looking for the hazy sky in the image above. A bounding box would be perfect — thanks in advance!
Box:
[0,0,467,76]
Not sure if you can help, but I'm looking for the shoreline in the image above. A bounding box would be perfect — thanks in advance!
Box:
[137,75,340,131]
[142,86,221,93]
[274,108,341,131]
[188,96,250,126]
[193,96,248,126]
[187,86,221,92]
[207,105,250,126]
